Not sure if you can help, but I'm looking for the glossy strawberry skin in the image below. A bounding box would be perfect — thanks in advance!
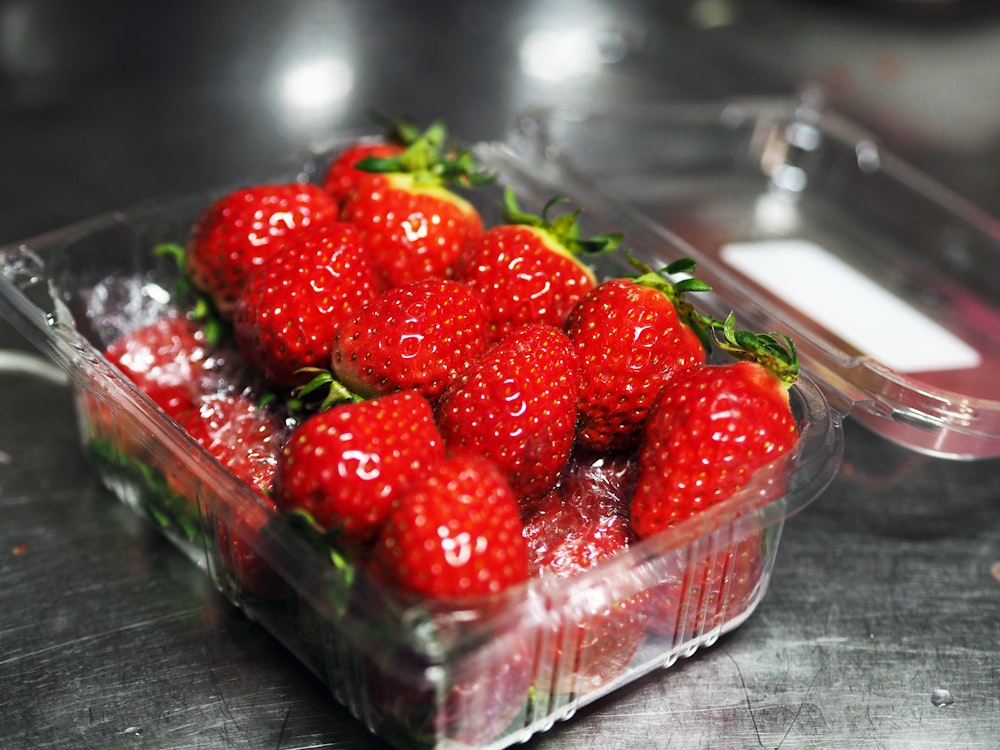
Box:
[332,277,490,401]
[322,141,405,206]
[436,323,581,501]
[630,361,799,540]
[370,454,529,599]
[274,391,445,543]
[186,182,340,316]
[232,222,381,387]
[566,277,706,453]
[459,224,597,343]
[522,454,645,694]
[340,173,484,289]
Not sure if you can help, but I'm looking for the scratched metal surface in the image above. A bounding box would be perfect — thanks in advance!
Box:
[2,2,999,749]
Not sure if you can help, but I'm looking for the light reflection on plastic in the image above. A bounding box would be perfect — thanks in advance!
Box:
[771,164,808,193]
[754,192,800,234]
[856,140,881,174]
[281,57,354,111]
[520,29,606,81]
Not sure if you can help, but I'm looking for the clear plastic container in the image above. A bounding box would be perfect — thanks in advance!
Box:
[501,94,1000,460]
[0,127,843,749]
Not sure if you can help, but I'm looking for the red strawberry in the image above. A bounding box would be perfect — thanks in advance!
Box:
[104,312,217,420]
[630,323,800,539]
[232,221,381,387]
[178,391,289,600]
[565,260,710,453]
[186,182,340,316]
[322,117,422,205]
[339,121,489,289]
[521,453,637,575]
[522,454,645,694]
[322,140,406,206]
[370,453,529,599]
[179,391,287,498]
[458,189,619,342]
[643,532,764,641]
[275,390,445,543]
[436,323,581,501]
[332,276,490,401]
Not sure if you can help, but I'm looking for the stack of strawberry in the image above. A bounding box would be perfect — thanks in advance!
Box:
[102,119,801,717]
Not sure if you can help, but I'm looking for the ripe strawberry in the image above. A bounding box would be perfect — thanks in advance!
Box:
[436,323,581,501]
[104,312,219,420]
[370,453,529,599]
[186,182,340,316]
[179,391,287,498]
[522,453,645,694]
[521,453,637,573]
[332,276,490,401]
[179,391,289,599]
[339,121,490,289]
[630,322,800,539]
[458,189,619,342]
[643,532,764,641]
[565,260,710,453]
[322,116,421,205]
[232,221,381,387]
[322,140,406,206]
[275,390,445,543]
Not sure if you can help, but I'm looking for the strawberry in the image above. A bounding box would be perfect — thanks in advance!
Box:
[643,532,764,641]
[322,116,421,205]
[104,312,221,420]
[186,182,340,316]
[232,221,381,387]
[274,390,445,543]
[630,320,800,539]
[370,453,529,599]
[178,391,289,600]
[322,140,405,207]
[435,323,581,501]
[521,453,645,694]
[332,276,490,401]
[458,188,619,342]
[339,121,490,289]
[565,259,710,453]
[178,391,287,498]
[521,453,637,575]
[104,309,264,423]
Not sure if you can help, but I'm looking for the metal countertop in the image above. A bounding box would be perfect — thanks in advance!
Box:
[2,2,998,748]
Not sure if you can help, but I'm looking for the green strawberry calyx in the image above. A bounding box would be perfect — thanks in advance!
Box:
[628,254,799,387]
[285,508,358,616]
[629,254,714,351]
[502,187,622,257]
[710,313,799,387]
[353,118,494,188]
[289,368,367,412]
[154,242,227,347]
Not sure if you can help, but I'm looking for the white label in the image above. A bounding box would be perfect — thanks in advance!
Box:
[719,239,982,374]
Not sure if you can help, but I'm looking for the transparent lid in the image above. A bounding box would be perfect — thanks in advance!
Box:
[499,94,1000,460]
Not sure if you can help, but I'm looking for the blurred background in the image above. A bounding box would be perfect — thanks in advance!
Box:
[3,0,1000,247]
[2,2,999,749]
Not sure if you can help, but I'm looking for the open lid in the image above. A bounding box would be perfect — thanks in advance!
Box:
[499,93,1000,460]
